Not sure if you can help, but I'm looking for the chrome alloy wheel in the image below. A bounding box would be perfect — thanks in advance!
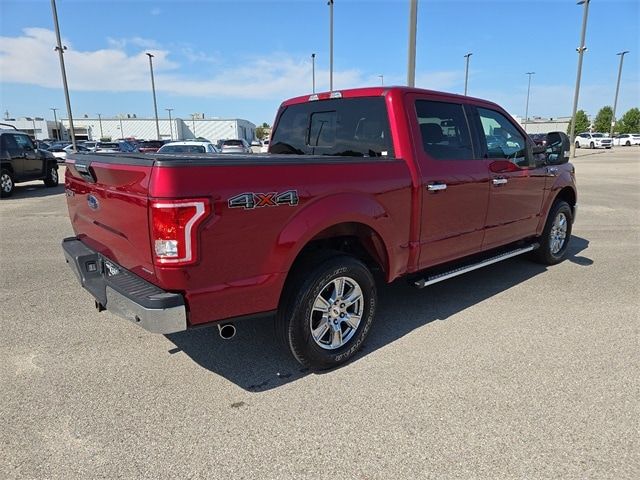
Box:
[1,173,12,193]
[550,212,568,254]
[50,168,58,183]
[309,276,364,350]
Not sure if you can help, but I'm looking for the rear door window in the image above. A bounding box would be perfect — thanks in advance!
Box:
[271,97,394,157]
[414,100,475,160]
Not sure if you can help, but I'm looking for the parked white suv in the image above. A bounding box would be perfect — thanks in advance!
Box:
[612,133,640,146]
[574,132,612,149]
[157,141,219,154]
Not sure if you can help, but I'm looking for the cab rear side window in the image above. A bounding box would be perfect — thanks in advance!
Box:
[270,97,394,158]
[415,100,475,160]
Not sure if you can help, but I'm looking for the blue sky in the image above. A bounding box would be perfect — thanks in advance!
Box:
[1,0,638,126]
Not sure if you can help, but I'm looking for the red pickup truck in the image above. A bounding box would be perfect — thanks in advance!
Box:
[62,86,577,369]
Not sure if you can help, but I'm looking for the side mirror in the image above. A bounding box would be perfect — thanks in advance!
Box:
[544,131,570,165]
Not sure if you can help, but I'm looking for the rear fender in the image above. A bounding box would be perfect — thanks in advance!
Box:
[271,192,401,281]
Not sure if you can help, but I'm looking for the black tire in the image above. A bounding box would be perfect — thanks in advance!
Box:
[626,141,631,146]
[1,169,14,198]
[531,200,573,265]
[43,165,58,187]
[589,142,594,149]
[575,141,580,149]
[276,255,377,370]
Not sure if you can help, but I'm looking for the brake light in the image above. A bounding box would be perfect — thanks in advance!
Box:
[150,199,210,265]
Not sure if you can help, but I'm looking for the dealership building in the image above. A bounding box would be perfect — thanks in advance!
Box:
[1,115,256,143]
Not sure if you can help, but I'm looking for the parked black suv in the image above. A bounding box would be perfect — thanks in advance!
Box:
[1,125,59,198]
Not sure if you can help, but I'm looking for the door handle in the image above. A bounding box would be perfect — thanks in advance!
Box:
[546,166,559,176]
[492,178,508,186]
[427,183,447,192]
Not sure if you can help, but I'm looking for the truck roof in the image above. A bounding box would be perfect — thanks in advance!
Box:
[280,86,502,111]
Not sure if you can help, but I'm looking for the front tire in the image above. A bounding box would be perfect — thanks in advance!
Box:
[43,165,58,187]
[589,142,595,149]
[626,141,631,146]
[531,200,573,265]
[575,141,580,149]
[276,255,377,370]
[1,169,14,198]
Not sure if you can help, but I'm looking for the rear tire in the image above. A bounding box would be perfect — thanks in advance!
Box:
[589,142,595,149]
[1,169,14,198]
[531,200,573,265]
[276,255,377,370]
[626,141,631,146]
[43,165,58,187]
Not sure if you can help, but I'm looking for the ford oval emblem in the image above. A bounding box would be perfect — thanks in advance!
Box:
[87,194,99,210]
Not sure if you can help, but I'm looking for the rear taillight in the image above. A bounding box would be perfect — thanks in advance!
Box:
[150,199,210,266]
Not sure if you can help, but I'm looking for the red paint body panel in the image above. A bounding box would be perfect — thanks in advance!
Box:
[65,86,577,328]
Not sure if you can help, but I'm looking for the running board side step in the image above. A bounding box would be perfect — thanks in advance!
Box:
[414,243,539,288]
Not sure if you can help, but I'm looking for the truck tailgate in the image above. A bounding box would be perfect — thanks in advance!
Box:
[65,154,156,279]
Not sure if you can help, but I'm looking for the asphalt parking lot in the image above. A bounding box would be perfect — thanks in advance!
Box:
[1,147,639,479]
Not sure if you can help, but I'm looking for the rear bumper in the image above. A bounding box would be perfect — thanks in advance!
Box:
[62,237,187,334]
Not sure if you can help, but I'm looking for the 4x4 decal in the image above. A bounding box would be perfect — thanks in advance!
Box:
[228,190,299,210]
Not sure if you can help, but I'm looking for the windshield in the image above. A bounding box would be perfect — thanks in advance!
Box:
[158,144,206,153]
[223,140,244,147]
[592,134,604,138]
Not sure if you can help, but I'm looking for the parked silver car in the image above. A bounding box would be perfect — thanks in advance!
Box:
[220,139,252,154]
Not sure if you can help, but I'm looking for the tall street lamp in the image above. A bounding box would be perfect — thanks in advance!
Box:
[569,0,590,158]
[463,53,472,95]
[97,113,103,139]
[118,115,124,139]
[407,0,418,87]
[311,53,316,93]
[191,114,197,137]
[146,52,161,141]
[50,107,59,140]
[328,0,334,92]
[524,72,535,132]
[378,74,384,86]
[610,50,629,138]
[165,108,174,140]
[50,0,76,148]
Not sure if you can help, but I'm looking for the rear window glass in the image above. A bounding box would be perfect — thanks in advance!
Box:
[223,140,243,146]
[98,143,119,149]
[159,145,206,153]
[270,97,394,157]
[139,141,164,148]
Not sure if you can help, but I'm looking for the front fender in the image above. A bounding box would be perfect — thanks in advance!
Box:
[537,167,577,234]
[269,192,406,281]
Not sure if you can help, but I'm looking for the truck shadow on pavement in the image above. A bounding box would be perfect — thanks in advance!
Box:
[166,236,591,392]
[4,183,65,200]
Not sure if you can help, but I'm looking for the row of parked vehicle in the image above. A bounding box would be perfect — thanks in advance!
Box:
[530,132,640,150]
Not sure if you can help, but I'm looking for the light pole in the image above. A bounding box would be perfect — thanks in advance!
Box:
[31,117,37,140]
[610,50,629,138]
[311,53,316,93]
[407,0,418,87]
[97,113,103,139]
[191,114,197,137]
[165,108,174,140]
[146,52,161,141]
[378,74,384,86]
[328,0,334,92]
[118,115,124,139]
[524,72,535,132]
[569,0,590,158]
[50,0,76,148]
[463,52,472,95]
[50,107,59,140]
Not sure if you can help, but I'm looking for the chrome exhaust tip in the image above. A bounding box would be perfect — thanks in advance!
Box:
[217,323,236,340]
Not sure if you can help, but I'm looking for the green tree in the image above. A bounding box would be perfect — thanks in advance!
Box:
[617,107,640,134]
[255,122,271,140]
[593,106,613,133]
[567,110,590,135]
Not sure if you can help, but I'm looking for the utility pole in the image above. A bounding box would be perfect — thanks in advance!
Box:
[569,0,590,158]
[524,72,535,132]
[146,52,161,141]
[378,74,384,86]
[191,114,197,137]
[311,53,316,93]
[328,0,334,92]
[118,115,124,139]
[463,52,472,95]
[610,50,629,138]
[50,107,59,140]
[407,0,418,87]
[165,108,174,140]
[97,113,103,139]
[50,0,76,148]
